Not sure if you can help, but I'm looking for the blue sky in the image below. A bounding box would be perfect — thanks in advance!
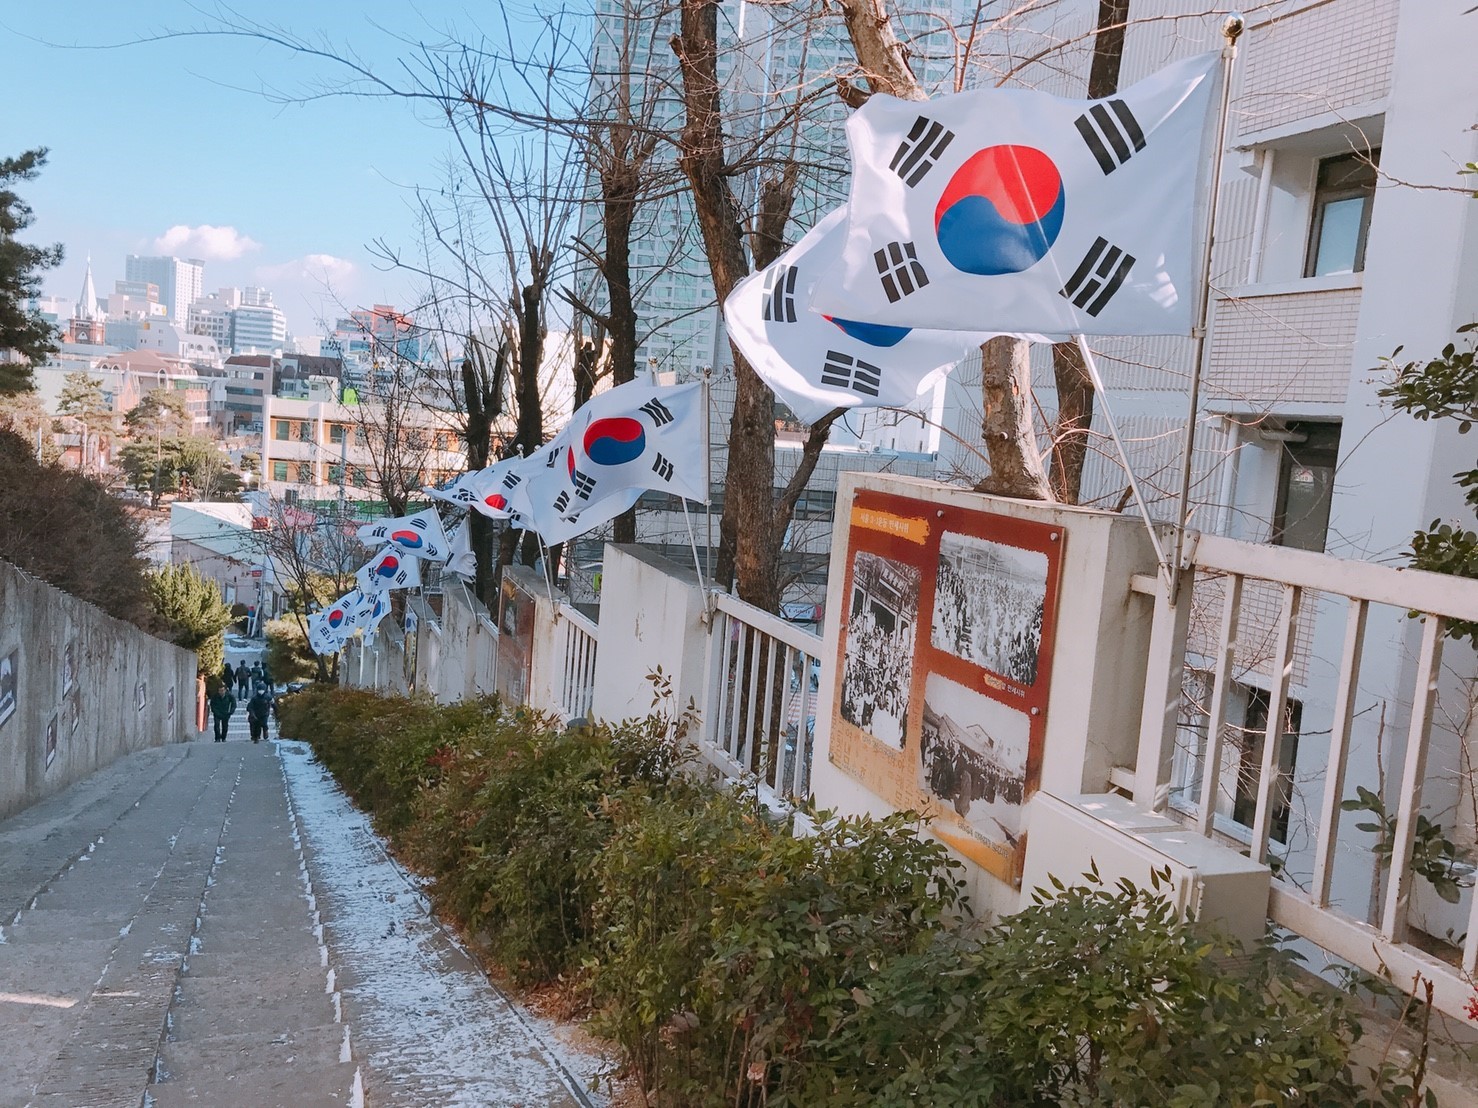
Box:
[0,2,567,338]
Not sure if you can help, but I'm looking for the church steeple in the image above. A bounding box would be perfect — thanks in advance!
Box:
[77,256,99,322]
[67,255,105,344]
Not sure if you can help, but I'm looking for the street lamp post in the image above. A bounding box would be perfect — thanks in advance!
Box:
[151,370,166,508]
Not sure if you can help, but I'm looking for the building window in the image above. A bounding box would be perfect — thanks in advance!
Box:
[1304,149,1378,278]
[296,462,312,483]
[274,420,290,441]
[1231,686,1301,846]
[1271,422,1340,552]
[271,461,288,482]
[329,423,346,445]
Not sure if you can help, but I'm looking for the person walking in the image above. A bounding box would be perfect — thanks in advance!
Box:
[220,661,234,689]
[246,685,272,744]
[208,684,237,743]
[236,662,251,698]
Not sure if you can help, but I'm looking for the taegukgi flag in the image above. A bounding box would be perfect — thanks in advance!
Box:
[810,52,1219,335]
[356,546,422,594]
[727,206,1003,424]
[516,380,707,533]
[357,507,451,562]
[424,456,528,520]
[444,517,477,578]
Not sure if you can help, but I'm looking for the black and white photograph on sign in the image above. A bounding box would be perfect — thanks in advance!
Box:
[840,552,921,749]
[918,673,1030,849]
[45,713,57,768]
[932,532,1048,685]
[61,641,76,696]
[0,649,16,729]
[167,686,175,720]
[135,680,147,712]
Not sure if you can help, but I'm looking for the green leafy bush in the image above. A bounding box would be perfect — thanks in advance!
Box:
[280,686,1387,1106]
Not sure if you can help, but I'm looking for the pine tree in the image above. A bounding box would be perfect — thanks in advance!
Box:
[56,371,115,472]
[0,149,64,393]
[145,563,236,676]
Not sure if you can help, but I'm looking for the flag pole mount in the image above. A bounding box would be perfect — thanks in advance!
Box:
[1168,12,1244,606]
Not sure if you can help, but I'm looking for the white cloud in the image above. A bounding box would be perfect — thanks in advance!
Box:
[256,253,357,285]
[152,223,261,261]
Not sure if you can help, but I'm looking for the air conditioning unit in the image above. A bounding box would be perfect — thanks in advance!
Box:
[1021,791,1271,949]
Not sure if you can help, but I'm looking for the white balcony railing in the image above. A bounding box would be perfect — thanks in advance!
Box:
[1134,533,1478,1022]
[555,604,599,723]
[701,593,823,802]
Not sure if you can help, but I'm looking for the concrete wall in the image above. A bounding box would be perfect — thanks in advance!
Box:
[0,559,199,821]
[589,546,709,725]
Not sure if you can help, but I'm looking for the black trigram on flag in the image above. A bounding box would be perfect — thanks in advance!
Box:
[501,471,523,490]
[819,350,883,397]
[571,470,597,500]
[763,265,798,323]
[1060,237,1136,316]
[1074,99,1146,175]
[889,115,955,187]
[639,398,674,426]
[874,241,929,303]
[553,491,571,513]
[652,453,674,482]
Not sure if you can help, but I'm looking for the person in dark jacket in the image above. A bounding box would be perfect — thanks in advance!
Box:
[208,685,237,742]
[236,662,251,697]
[246,687,272,743]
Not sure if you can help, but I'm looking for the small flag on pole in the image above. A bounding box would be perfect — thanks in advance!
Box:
[356,547,423,594]
[445,518,477,578]
[357,507,451,562]
[424,457,528,520]
[809,52,1219,335]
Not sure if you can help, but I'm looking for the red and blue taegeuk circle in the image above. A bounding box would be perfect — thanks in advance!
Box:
[582,417,646,467]
[327,608,345,628]
[390,529,423,548]
[824,316,912,348]
[934,145,1064,276]
[484,493,508,511]
[375,554,401,578]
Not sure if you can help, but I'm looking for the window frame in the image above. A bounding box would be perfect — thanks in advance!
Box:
[1271,421,1341,553]
[1303,148,1379,279]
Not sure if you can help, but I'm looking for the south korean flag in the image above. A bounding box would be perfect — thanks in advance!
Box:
[357,507,451,562]
[307,612,343,657]
[810,52,1219,335]
[424,456,527,520]
[727,206,1006,424]
[516,381,707,539]
[356,546,422,595]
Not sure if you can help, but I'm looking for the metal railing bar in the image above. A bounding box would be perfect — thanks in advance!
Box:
[1312,597,1369,908]
[1380,614,1445,941]
[740,627,763,772]
[1250,583,1301,864]
[1197,573,1244,836]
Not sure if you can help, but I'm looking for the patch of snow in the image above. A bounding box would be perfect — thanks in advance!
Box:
[278,748,611,1107]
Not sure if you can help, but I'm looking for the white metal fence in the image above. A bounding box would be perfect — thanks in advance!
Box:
[1136,533,1478,1021]
[700,593,823,801]
[556,604,599,722]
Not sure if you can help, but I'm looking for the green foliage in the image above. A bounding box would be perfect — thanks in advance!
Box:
[0,428,157,627]
[265,617,317,682]
[279,685,1396,1106]
[145,563,234,676]
[1378,325,1478,641]
[0,149,64,392]
[1341,785,1473,905]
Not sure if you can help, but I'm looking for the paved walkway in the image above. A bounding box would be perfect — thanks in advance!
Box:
[0,710,606,1107]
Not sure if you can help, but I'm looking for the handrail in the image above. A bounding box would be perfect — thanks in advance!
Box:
[711,591,824,654]
[1193,533,1478,621]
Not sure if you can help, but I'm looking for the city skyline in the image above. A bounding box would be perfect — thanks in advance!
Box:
[0,2,554,340]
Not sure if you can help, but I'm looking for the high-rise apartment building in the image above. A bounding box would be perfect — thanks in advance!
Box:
[231,287,287,356]
[124,255,205,324]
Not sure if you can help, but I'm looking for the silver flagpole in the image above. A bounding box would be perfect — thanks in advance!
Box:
[702,367,714,580]
[679,497,709,597]
[1071,335,1170,576]
[1169,12,1244,605]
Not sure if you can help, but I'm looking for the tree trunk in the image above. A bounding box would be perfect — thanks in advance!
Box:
[673,0,780,610]
[1048,0,1129,504]
[975,336,1052,500]
[835,0,929,103]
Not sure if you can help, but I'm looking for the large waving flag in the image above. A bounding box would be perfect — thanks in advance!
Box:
[727,207,1000,423]
[516,381,707,536]
[357,507,451,562]
[307,589,375,655]
[356,546,422,594]
[445,517,477,578]
[810,52,1219,335]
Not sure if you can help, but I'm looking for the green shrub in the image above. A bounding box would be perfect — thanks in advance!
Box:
[280,686,1382,1107]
